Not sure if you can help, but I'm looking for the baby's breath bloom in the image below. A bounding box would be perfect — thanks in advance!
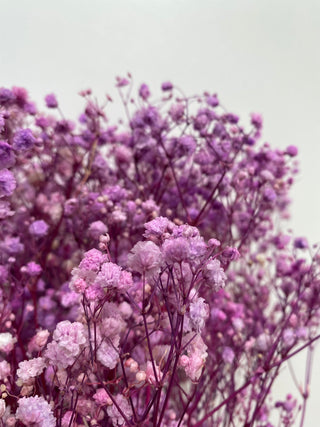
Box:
[189,296,209,332]
[107,394,132,426]
[128,241,163,276]
[16,395,56,427]
[203,258,227,290]
[0,360,10,380]
[17,357,46,384]
[0,332,16,353]
[0,169,16,198]
[29,220,49,237]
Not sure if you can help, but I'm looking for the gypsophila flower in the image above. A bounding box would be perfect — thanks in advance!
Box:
[107,394,132,426]
[128,241,163,276]
[0,141,15,169]
[0,169,16,198]
[0,332,16,353]
[88,220,108,239]
[189,296,209,332]
[21,261,42,276]
[222,347,235,364]
[45,321,86,369]
[45,93,58,108]
[78,248,107,272]
[95,262,122,288]
[17,357,46,384]
[0,200,14,218]
[93,388,112,406]
[0,360,10,380]
[29,220,49,237]
[181,333,208,382]
[163,237,190,264]
[144,216,173,239]
[13,128,35,151]
[203,258,227,289]
[161,81,173,91]
[16,396,56,427]
[27,329,50,354]
[139,83,151,100]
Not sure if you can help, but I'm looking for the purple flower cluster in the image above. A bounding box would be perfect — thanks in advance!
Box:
[0,79,317,426]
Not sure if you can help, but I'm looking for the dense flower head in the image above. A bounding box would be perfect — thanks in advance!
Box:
[0,169,16,197]
[17,357,46,384]
[16,396,56,427]
[0,140,15,169]
[202,258,227,289]
[107,394,132,426]
[128,240,163,275]
[28,219,49,236]
[45,321,86,368]
[78,248,107,272]
[44,93,58,108]
[12,128,35,151]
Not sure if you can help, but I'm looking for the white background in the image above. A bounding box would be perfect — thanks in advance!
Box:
[1,0,320,425]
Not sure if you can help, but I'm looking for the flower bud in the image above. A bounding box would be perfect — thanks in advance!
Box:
[136,371,146,382]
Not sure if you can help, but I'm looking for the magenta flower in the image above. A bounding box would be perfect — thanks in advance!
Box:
[0,141,15,169]
[44,93,58,108]
[29,220,49,237]
[128,240,163,276]
[13,128,35,151]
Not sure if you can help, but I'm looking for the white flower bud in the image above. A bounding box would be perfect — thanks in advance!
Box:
[136,371,146,382]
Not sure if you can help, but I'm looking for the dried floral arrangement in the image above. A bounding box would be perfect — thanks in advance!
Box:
[0,77,318,426]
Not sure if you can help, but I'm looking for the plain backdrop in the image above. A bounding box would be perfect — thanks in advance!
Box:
[1,0,320,425]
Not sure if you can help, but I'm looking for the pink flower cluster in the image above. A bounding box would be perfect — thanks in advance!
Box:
[0,78,318,426]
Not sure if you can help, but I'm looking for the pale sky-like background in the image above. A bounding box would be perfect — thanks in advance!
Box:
[1,0,320,425]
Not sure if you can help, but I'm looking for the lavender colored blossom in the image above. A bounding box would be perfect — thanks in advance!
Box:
[0,399,5,418]
[189,295,209,332]
[0,87,15,103]
[203,258,227,289]
[13,128,35,151]
[107,394,132,426]
[96,338,120,369]
[0,169,16,197]
[0,200,14,219]
[0,141,15,169]
[138,83,151,100]
[144,216,173,238]
[294,236,308,249]
[161,81,173,91]
[78,248,106,272]
[45,93,58,108]
[163,237,190,264]
[45,321,86,369]
[16,396,56,427]
[128,240,163,275]
[17,357,46,384]
[93,388,112,405]
[222,346,235,364]
[2,236,24,253]
[28,219,49,237]
[21,261,42,276]
[88,220,108,239]
[286,145,298,157]
[0,360,10,380]
[95,262,122,288]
